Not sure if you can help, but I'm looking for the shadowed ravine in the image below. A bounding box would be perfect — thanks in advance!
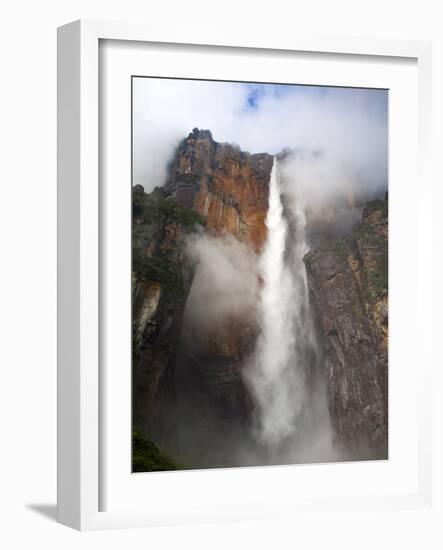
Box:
[132,129,388,471]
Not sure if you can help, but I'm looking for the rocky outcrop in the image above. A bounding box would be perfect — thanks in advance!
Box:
[165,128,273,252]
[305,198,388,457]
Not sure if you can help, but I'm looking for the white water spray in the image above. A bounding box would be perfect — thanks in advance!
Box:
[245,158,298,447]
[245,156,322,454]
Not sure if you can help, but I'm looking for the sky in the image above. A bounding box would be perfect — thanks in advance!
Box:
[132,77,388,199]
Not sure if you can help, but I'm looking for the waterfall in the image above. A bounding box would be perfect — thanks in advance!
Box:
[245,156,318,453]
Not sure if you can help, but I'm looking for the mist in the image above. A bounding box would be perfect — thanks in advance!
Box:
[182,232,260,351]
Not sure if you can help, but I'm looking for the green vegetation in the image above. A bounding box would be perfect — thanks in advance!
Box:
[132,185,205,294]
[355,221,376,240]
[365,198,388,216]
[311,233,352,257]
[367,266,388,293]
[132,249,185,294]
[133,185,206,229]
[355,218,388,299]
[328,235,352,255]
[156,197,206,228]
[132,428,181,472]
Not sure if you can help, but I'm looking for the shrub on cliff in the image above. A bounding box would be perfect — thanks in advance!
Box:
[133,185,206,229]
[132,428,180,472]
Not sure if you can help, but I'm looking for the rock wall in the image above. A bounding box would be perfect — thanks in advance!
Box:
[132,128,389,465]
[305,199,388,457]
[132,185,198,441]
[133,130,273,460]
[165,128,273,252]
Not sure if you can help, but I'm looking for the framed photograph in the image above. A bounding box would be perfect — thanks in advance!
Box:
[57,20,433,530]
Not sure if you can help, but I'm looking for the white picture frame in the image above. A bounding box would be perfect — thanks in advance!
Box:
[57,19,433,531]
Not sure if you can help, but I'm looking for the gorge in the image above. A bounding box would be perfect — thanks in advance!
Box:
[132,128,388,471]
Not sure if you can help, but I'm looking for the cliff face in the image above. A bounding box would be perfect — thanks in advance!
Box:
[132,185,203,440]
[305,199,388,457]
[133,129,388,467]
[133,130,273,460]
[165,128,273,252]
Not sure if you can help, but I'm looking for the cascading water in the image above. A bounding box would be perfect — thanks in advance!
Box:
[245,156,325,458]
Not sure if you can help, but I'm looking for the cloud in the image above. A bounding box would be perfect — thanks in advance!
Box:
[133,78,247,190]
[133,78,388,203]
